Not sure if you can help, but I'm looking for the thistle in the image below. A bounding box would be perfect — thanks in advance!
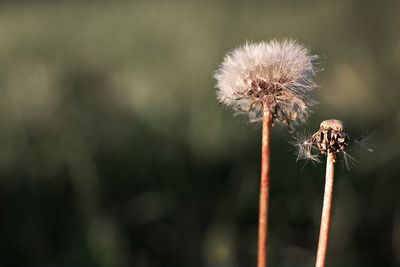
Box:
[214,39,319,267]
[294,119,350,267]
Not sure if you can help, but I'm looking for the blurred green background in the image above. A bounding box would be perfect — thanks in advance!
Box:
[0,0,399,266]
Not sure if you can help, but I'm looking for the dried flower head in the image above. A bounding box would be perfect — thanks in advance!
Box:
[294,119,355,168]
[214,39,319,128]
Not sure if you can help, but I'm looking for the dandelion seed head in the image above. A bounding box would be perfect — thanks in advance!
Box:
[292,120,372,168]
[292,119,353,167]
[315,119,349,155]
[214,39,319,128]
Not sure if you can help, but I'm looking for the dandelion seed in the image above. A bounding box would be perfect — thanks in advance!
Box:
[214,39,320,267]
[342,150,357,170]
[354,132,374,152]
[290,130,321,163]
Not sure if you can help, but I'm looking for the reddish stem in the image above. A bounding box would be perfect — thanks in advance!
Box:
[315,151,336,267]
[258,110,271,267]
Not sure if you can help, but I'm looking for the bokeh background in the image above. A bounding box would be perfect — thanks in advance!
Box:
[0,0,399,266]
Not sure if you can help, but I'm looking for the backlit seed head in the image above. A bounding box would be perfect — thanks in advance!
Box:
[214,39,320,129]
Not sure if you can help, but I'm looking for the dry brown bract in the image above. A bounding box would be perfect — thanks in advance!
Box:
[313,119,349,158]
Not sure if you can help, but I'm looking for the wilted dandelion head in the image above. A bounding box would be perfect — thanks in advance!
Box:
[313,119,349,155]
[293,119,354,168]
[214,39,319,128]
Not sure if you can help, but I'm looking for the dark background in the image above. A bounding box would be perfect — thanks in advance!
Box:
[0,0,399,266]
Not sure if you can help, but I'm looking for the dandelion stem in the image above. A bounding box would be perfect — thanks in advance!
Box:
[315,151,335,267]
[258,110,271,267]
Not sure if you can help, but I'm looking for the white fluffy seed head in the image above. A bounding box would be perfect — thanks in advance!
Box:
[214,39,319,128]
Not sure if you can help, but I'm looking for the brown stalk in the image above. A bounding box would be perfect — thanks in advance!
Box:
[258,110,271,267]
[315,151,336,267]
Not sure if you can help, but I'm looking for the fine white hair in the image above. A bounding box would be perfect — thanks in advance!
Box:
[214,39,319,128]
